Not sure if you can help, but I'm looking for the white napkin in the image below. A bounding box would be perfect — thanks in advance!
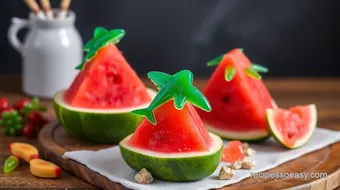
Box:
[63,128,340,190]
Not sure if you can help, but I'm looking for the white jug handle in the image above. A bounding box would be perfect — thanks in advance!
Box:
[8,17,29,54]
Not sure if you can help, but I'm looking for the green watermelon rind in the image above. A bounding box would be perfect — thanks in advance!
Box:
[119,132,223,182]
[54,88,157,144]
[201,99,277,142]
[204,124,270,142]
[272,99,278,109]
[266,104,317,149]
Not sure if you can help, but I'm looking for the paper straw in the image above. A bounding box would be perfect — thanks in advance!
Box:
[56,0,71,20]
[24,0,46,19]
[40,0,53,20]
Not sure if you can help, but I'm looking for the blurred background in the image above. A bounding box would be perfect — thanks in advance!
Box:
[0,0,339,77]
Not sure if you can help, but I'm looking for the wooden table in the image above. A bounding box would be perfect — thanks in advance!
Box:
[0,76,339,189]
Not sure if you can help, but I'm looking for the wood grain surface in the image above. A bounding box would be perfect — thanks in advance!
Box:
[0,76,340,190]
[0,78,97,189]
[38,121,340,190]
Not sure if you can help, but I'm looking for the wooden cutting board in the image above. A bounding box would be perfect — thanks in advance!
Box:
[38,121,340,190]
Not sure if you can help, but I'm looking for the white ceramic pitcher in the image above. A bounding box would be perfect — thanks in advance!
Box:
[8,10,83,98]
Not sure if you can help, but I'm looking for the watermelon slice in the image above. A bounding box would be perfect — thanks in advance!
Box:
[127,100,212,152]
[120,101,223,182]
[64,43,152,109]
[54,27,155,144]
[197,48,276,141]
[266,104,317,149]
[119,70,223,182]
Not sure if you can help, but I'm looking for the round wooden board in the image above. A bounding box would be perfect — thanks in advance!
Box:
[38,121,340,190]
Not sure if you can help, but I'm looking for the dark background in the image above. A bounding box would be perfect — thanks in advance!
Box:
[1,0,339,77]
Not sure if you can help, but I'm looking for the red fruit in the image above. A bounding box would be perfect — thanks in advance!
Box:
[13,99,31,112]
[3,107,15,112]
[22,124,38,137]
[39,118,48,128]
[2,107,15,113]
[0,97,9,111]
[0,107,15,119]
[222,140,245,163]
[27,111,47,128]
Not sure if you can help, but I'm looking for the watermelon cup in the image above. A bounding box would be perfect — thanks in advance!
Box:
[196,48,277,142]
[54,27,157,144]
[266,104,317,149]
[119,70,224,182]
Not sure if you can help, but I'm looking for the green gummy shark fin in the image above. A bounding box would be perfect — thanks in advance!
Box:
[174,94,186,110]
[75,62,84,70]
[108,29,126,44]
[245,67,261,80]
[174,70,193,84]
[131,108,157,125]
[147,71,172,89]
[83,39,95,52]
[225,66,236,82]
[251,63,268,73]
[76,50,97,70]
[186,86,212,112]
[94,27,108,38]
[207,54,223,66]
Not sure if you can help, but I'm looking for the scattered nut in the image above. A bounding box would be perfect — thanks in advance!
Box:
[242,160,255,169]
[241,142,249,151]
[230,160,242,170]
[134,168,153,184]
[218,166,235,180]
[244,147,256,156]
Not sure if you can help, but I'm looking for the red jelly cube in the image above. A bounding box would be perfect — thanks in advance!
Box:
[222,140,244,163]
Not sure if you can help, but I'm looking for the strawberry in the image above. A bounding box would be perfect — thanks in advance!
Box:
[27,111,47,128]
[3,107,15,112]
[0,97,9,112]
[22,124,38,137]
[0,107,15,119]
[13,98,31,112]
[14,97,47,115]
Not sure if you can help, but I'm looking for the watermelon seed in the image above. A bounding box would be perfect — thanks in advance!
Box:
[107,73,122,84]
[155,135,163,140]
[287,131,296,139]
[222,96,230,103]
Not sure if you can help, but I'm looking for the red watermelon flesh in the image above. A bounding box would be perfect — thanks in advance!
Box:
[127,100,212,153]
[197,48,275,139]
[268,104,317,148]
[64,44,152,109]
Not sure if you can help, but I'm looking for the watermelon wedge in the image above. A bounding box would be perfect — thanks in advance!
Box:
[197,48,276,141]
[127,100,212,152]
[120,101,223,182]
[54,27,155,144]
[266,104,317,149]
[64,43,152,109]
[119,70,223,182]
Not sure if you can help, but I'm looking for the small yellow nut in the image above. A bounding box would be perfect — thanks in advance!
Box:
[230,160,242,170]
[218,166,235,180]
[134,168,153,184]
[242,160,255,169]
[245,147,256,156]
[241,143,249,151]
